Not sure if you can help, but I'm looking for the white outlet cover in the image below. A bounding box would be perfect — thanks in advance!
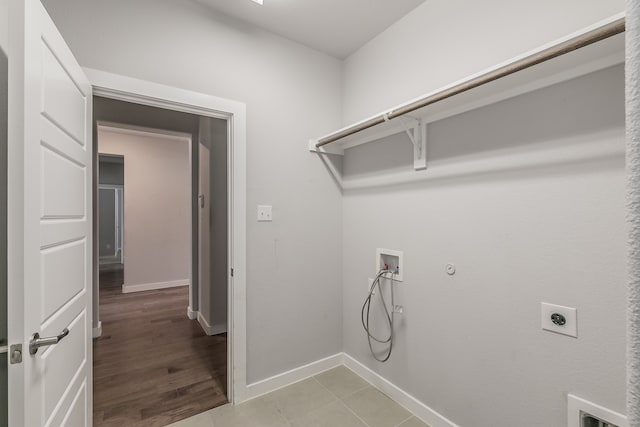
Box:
[257,205,272,222]
[541,302,577,338]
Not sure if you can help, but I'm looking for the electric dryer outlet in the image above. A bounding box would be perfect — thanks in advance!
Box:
[541,302,577,338]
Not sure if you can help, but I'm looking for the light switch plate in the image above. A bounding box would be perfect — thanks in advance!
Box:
[257,205,272,222]
[541,302,577,338]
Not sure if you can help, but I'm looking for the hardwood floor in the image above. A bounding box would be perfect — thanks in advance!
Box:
[95,266,228,427]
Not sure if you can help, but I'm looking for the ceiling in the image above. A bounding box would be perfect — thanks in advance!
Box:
[195,0,426,59]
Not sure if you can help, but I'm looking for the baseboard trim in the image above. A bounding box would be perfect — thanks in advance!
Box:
[237,352,457,426]
[187,306,197,320]
[343,353,458,427]
[197,312,227,336]
[92,321,102,338]
[122,280,189,293]
[243,353,344,402]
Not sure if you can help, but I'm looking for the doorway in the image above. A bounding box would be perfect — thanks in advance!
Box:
[93,98,231,426]
[98,154,124,296]
[3,3,250,424]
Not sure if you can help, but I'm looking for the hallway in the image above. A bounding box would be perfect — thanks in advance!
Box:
[94,269,227,426]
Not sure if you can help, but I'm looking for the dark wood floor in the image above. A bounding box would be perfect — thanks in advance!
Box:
[94,266,228,427]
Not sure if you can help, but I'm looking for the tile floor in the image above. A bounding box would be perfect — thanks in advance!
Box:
[167,366,429,427]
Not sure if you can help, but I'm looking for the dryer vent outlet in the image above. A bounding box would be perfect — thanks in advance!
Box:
[568,395,627,427]
[582,412,618,427]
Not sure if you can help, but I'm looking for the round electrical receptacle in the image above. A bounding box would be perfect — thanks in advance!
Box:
[446,263,456,275]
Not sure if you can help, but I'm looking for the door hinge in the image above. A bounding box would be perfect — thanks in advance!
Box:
[230,268,234,277]
[9,344,22,364]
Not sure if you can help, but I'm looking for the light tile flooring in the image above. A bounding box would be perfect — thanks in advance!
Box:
[167,366,429,427]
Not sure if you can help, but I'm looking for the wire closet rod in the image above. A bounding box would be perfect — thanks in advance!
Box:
[316,17,625,148]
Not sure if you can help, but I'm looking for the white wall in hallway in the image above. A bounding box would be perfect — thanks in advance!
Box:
[98,127,191,290]
[342,65,626,427]
[42,0,344,383]
[342,0,625,123]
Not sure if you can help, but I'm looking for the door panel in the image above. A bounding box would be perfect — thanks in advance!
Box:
[41,240,86,322]
[198,143,211,324]
[50,381,86,427]
[41,147,86,218]
[8,1,92,426]
[42,117,87,164]
[43,311,86,421]
[41,35,86,145]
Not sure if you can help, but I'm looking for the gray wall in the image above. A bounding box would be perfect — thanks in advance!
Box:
[342,0,624,123]
[342,66,626,426]
[45,0,344,384]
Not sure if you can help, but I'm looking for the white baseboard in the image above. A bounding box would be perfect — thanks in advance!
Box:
[92,321,102,338]
[343,353,458,427]
[242,353,344,402]
[236,351,457,427]
[197,312,227,336]
[122,279,189,293]
[187,306,197,320]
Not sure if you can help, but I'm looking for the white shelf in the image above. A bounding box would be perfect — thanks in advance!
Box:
[309,14,625,164]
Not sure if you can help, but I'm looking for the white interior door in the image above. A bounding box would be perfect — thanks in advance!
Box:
[198,142,211,325]
[8,1,93,426]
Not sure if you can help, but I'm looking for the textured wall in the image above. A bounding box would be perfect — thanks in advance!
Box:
[342,66,626,426]
[342,0,625,123]
[626,0,640,424]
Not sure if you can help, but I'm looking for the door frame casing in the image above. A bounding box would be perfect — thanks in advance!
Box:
[85,68,248,403]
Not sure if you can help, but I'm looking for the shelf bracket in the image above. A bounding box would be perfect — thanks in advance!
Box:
[398,116,427,171]
[308,139,344,155]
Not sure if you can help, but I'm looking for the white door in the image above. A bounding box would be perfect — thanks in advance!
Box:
[8,1,93,426]
[198,142,210,324]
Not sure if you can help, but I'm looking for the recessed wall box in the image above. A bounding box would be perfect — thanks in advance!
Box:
[376,248,403,282]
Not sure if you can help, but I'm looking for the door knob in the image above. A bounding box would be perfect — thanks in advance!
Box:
[29,328,69,355]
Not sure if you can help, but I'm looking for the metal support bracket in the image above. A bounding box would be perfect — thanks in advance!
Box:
[399,116,427,171]
[308,139,344,155]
